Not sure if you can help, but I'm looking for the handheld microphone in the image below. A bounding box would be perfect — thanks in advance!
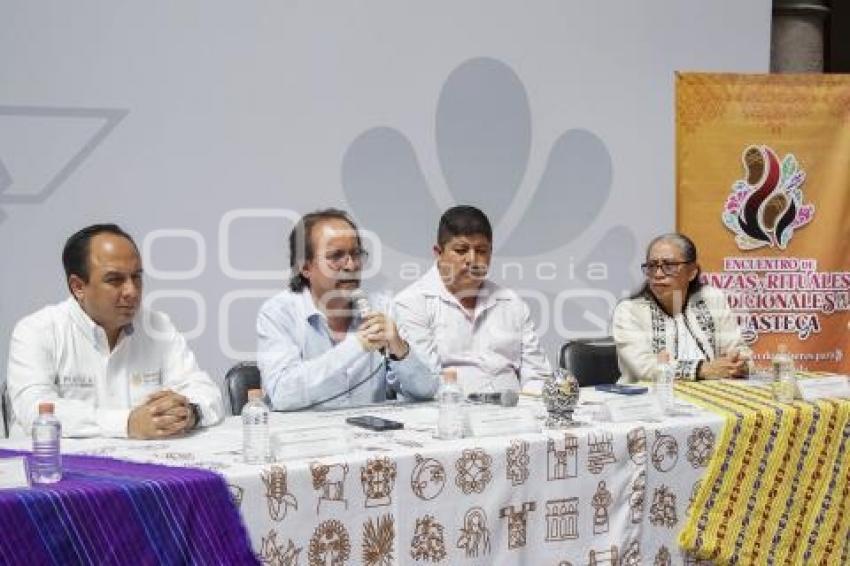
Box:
[351,290,387,357]
[351,289,372,319]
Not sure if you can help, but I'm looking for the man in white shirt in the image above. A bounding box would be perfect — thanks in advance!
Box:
[394,205,552,394]
[257,209,438,411]
[6,224,224,438]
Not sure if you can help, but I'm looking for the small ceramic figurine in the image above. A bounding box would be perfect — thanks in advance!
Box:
[542,368,580,428]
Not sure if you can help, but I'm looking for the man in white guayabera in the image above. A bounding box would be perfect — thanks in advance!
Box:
[257,208,438,410]
[394,205,552,395]
[6,224,224,438]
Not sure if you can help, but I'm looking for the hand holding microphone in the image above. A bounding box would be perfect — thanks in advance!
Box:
[352,290,408,359]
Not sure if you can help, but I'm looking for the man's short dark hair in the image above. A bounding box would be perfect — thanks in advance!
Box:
[437,205,492,247]
[288,208,360,292]
[62,223,137,286]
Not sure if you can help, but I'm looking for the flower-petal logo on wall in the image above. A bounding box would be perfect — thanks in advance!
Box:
[341,57,615,257]
[723,145,814,250]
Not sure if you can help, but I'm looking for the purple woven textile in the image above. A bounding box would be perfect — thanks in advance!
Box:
[0,449,258,565]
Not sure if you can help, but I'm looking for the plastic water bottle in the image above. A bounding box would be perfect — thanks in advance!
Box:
[242,389,270,464]
[437,370,464,440]
[738,346,755,379]
[772,344,796,403]
[655,351,675,414]
[31,402,62,484]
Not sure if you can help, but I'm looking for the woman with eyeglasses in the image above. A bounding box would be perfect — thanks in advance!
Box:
[612,233,747,383]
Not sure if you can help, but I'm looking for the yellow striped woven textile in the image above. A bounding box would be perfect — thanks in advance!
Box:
[675,380,850,565]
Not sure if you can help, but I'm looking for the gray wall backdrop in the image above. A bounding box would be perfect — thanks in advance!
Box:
[0,1,771,395]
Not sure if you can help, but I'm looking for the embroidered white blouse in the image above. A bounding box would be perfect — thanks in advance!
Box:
[612,285,744,383]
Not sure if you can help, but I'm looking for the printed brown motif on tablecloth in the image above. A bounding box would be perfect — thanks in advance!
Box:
[649,485,678,528]
[260,530,302,566]
[456,506,491,558]
[629,470,646,524]
[654,545,672,566]
[683,551,714,566]
[506,439,530,486]
[627,427,647,465]
[545,498,579,541]
[127,442,171,452]
[622,541,641,566]
[360,456,397,508]
[591,481,613,535]
[686,426,715,468]
[687,479,702,516]
[309,520,351,566]
[455,448,493,494]
[587,430,617,474]
[310,461,349,514]
[650,430,679,472]
[588,545,619,565]
[162,451,195,461]
[499,502,536,550]
[228,484,245,508]
[262,465,299,521]
[362,514,394,566]
[547,433,578,480]
[410,454,446,501]
[195,461,229,471]
[410,514,447,562]
[79,446,118,457]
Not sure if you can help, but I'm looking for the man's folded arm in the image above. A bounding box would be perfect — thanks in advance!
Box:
[518,300,553,385]
[158,313,225,427]
[392,294,442,376]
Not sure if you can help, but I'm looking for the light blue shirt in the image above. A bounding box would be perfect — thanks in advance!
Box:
[257,288,438,411]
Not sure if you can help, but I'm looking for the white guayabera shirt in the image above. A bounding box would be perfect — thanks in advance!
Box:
[394,265,553,395]
[6,298,224,438]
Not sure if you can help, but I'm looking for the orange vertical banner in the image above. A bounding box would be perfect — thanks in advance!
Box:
[677,73,850,372]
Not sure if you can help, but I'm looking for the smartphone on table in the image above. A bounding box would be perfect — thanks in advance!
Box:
[345,415,404,431]
[595,384,648,395]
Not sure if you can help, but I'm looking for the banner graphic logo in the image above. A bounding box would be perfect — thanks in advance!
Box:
[722,145,814,250]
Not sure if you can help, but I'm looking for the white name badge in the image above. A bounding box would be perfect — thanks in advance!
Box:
[797,376,850,402]
[466,408,541,438]
[272,426,351,461]
[0,457,30,489]
[601,396,665,422]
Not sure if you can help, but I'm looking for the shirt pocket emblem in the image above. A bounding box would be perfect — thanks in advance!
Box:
[57,375,94,396]
[129,369,163,406]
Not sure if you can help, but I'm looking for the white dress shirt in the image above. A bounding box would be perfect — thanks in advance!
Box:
[393,265,552,394]
[257,288,439,411]
[6,298,224,438]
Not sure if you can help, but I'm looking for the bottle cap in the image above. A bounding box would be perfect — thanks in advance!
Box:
[442,369,457,384]
[38,402,55,415]
[247,389,264,400]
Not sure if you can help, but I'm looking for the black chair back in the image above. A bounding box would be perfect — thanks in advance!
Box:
[224,362,262,416]
[559,337,620,387]
[1,383,8,438]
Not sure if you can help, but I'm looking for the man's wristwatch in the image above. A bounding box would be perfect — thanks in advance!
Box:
[388,340,410,361]
[189,403,202,429]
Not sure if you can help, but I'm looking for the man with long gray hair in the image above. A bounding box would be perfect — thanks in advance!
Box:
[257,208,438,410]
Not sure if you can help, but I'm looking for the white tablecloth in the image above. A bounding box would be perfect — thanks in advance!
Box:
[1,391,723,565]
